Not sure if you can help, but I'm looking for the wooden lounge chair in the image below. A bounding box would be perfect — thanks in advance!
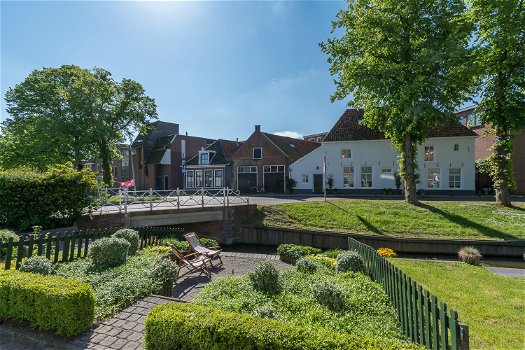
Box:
[183,232,223,268]
[167,243,212,281]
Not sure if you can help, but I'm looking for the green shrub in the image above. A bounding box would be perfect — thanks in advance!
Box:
[0,230,19,259]
[152,258,179,284]
[112,228,140,255]
[313,281,346,311]
[307,255,337,269]
[170,239,189,251]
[19,256,52,275]
[296,257,317,274]
[277,244,321,264]
[90,237,130,269]
[252,303,278,319]
[0,164,97,230]
[336,250,365,273]
[249,261,281,294]
[199,237,219,248]
[0,270,95,336]
[144,302,422,350]
[323,249,343,259]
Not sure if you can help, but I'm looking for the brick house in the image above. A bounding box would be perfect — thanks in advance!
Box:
[184,139,242,190]
[303,132,328,143]
[456,105,525,195]
[131,121,214,190]
[231,125,320,193]
[83,144,132,186]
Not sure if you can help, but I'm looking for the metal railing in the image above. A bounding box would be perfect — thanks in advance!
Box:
[98,187,249,213]
[348,237,469,350]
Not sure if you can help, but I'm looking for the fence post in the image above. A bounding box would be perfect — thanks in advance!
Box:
[227,187,230,207]
[124,187,129,214]
[150,188,153,211]
[201,188,205,208]
[457,322,469,350]
[223,187,226,208]
[177,187,180,210]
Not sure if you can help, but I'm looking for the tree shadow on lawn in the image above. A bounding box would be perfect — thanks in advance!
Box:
[327,202,385,235]
[415,202,520,241]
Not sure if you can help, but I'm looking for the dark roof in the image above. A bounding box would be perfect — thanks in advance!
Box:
[324,109,477,142]
[263,133,321,163]
[131,121,179,153]
[186,139,242,166]
[145,149,168,164]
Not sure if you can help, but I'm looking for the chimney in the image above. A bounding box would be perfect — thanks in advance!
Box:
[185,131,188,136]
[255,125,261,132]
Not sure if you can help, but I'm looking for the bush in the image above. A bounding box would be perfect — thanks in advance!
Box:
[199,237,219,248]
[336,250,365,273]
[0,270,95,336]
[0,164,97,230]
[249,261,281,294]
[0,230,19,259]
[277,244,321,264]
[377,248,397,258]
[323,249,343,259]
[296,257,317,274]
[90,237,130,269]
[307,255,337,269]
[113,228,140,255]
[145,303,421,350]
[152,258,179,284]
[458,246,482,266]
[19,256,52,275]
[313,281,346,311]
[170,239,189,252]
[252,303,278,319]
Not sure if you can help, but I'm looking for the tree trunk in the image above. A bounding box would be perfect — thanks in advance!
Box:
[99,143,113,188]
[402,134,418,204]
[493,127,512,206]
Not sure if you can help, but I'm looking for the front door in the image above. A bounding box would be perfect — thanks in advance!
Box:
[313,174,323,193]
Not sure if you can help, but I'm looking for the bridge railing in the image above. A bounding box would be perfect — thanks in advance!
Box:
[98,187,249,213]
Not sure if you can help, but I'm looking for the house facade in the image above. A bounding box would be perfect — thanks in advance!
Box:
[131,121,214,190]
[290,109,477,195]
[83,144,132,187]
[303,132,328,143]
[184,139,242,191]
[231,125,320,193]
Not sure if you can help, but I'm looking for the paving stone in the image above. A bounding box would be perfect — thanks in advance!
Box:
[128,331,143,342]
[117,329,134,339]
[110,338,129,349]
[99,335,119,347]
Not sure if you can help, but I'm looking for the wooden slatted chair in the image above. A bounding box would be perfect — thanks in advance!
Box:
[167,243,212,281]
[183,232,223,268]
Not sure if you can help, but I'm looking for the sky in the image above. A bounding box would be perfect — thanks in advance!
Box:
[1,0,350,141]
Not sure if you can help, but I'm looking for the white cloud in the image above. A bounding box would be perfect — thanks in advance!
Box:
[273,131,303,139]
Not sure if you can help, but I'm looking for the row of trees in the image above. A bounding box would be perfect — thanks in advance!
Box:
[321,0,524,206]
[0,65,158,186]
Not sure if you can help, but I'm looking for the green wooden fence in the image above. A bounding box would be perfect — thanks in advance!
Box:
[0,227,184,271]
[348,237,469,350]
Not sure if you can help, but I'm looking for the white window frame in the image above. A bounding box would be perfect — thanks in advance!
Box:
[253,147,262,159]
[427,168,440,189]
[204,169,213,188]
[302,174,309,183]
[454,144,459,152]
[340,149,352,159]
[199,152,209,165]
[343,166,355,188]
[361,166,373,188]
[264,165,285,173]
[214,169,223,188]
[424,146,435,161]
[448,168,461,189]
[186,170,194,188]
[195,170,203,188]
[381,168,392,174]
[238,166,257,173]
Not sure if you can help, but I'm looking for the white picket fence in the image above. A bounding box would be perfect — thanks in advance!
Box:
[98,187,249,213]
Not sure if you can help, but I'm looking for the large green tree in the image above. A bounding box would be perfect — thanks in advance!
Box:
[470,0,525,206]
[1,65,157,186]
[321,0,475,204]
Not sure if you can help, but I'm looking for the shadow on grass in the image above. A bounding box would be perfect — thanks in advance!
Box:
[416,203,520,241]
[327,202,385,235]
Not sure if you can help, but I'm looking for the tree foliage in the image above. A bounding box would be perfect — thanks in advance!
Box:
[1,65,157,186]
[470,0,525,206]
[321,0,475,203]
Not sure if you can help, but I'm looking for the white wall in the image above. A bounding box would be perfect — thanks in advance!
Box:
[290,137,476,192]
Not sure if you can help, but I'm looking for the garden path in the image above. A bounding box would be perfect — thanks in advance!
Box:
[0,252,289,350]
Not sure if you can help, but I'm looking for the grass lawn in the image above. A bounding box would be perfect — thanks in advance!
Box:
[391,259,525,350]
[251,200,525,240]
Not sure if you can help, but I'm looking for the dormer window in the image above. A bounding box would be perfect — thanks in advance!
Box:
[198,151,216,165]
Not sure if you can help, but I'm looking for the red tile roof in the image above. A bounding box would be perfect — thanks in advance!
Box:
[263,133,321,163]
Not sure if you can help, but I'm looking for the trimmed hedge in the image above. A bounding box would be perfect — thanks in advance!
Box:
[0,270,95,336]
[144,302,422,350]
[90,237,130,269]
[113,228,140,255]
[277,244,321,264]
[0,164,97,230]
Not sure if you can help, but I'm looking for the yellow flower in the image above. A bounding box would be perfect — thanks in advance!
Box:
[376,247,397,257]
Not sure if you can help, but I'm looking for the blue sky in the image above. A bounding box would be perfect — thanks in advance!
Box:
[1,1,349,140]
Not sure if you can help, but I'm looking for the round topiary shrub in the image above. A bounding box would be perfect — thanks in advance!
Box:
[19,256,53,275]
[112,228,140,255]
[252,303,278,319]
[312,281,346,311]
[152,258,179,284]
[296,257,317,274]
[458,246,482,266]
[336,250,365,273]
[249,261,281,294]
[90,237,130,269]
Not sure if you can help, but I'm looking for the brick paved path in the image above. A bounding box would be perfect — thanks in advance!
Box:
[0,252,288,350]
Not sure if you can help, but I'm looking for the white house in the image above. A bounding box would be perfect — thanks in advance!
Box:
[290,109,477,195]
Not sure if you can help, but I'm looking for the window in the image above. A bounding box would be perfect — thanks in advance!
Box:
[238,166,257,173]
[340,149,352,159]
[195,170,203,187]
[343,166,355,188]
[186,170,194,188]
[302,174,309,183]
[449,168,461,188]
[427,168,440,188]
[424,146,434,161]
[253,148,262,159]
[199,152,209,165]
[382,168,392,173]
[214,169,223,187]
[264,165,285,173]
[308,138,315,142]
[204,170,213,188]
[361,166,373,187]
[454,144,459,151]
[316,137,322,142]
